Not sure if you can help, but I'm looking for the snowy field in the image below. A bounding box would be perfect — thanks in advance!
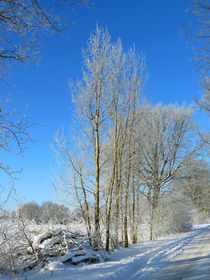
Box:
[1,224,210,280]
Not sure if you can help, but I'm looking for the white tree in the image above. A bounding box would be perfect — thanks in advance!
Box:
[55,26,147,250]
[136,104,199,240]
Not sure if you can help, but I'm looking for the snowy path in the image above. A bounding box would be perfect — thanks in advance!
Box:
[2,224,210,280]
[131,225,210,279]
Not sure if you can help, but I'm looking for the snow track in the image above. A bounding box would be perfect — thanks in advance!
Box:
[134,225,210,279]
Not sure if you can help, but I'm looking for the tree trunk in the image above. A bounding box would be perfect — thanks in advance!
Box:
[124,150,131,248]
[105,168,116,251]
[149,204,154,241]
[114,171,120,247]
[131,181,137,244]
[94,111,101,249]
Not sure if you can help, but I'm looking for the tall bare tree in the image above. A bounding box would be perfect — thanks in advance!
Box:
[55,27,147,250]
[104,43,146,250]
[136,104,199,240]
[69,27,112,248]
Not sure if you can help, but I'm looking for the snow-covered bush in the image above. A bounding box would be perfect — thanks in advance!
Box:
[153,193,193,237]
[0,212,35,273]
[137,192,193,240]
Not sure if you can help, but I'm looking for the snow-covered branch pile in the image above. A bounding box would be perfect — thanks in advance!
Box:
[0,217,100,275]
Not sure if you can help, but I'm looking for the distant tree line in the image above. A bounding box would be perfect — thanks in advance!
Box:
[13,201,71,224]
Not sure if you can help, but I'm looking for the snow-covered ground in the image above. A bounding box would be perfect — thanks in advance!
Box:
[2,224,210,280]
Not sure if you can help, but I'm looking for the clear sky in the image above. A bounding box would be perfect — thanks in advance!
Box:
[0,0,206,209]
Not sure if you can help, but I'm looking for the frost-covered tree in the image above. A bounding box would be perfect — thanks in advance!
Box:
[55,26,147,250]
[136,104,198,240]
[15,201,70,224]
[40,201,70,224]
[179,159,210,222]
[17,202,41,223]
[152,191,193,237]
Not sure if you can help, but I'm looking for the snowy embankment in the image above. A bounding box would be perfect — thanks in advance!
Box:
[2,224,210,280]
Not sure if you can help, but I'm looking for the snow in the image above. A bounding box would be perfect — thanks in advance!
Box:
[32,231,53,250]
[71,253,99,264]
[59,250,86,263]
[39,236,62,250]
[1,224,210,280]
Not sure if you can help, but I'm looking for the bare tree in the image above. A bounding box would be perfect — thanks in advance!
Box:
[70,27,112,248]
[179,159,210,221]
[104,43,146,250]
[0,98,31,206]
[55,27,147,250]
[191,0,210,73]
[16,202,40,223]
[188,1,210,114]
[0,0,90,77]
[136,104,199,240]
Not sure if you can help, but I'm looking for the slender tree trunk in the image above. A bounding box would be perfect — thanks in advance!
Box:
[81,180,92,243]
[131,181,137,243]
[106,110,119,251]
[117,147,124,242]
[118,130,125,243]
[149,204,154,241]
[136,188,140,242]
[105,165,116,251]
[136,149,141,241]
[124,143,132,247]
[73,176,92,245]
[94,110,101,248]
[114,165,120,247]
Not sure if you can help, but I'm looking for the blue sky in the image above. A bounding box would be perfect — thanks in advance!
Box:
[0,0,206,209]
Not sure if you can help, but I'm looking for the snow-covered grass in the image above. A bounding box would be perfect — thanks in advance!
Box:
[1,224,210,280]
